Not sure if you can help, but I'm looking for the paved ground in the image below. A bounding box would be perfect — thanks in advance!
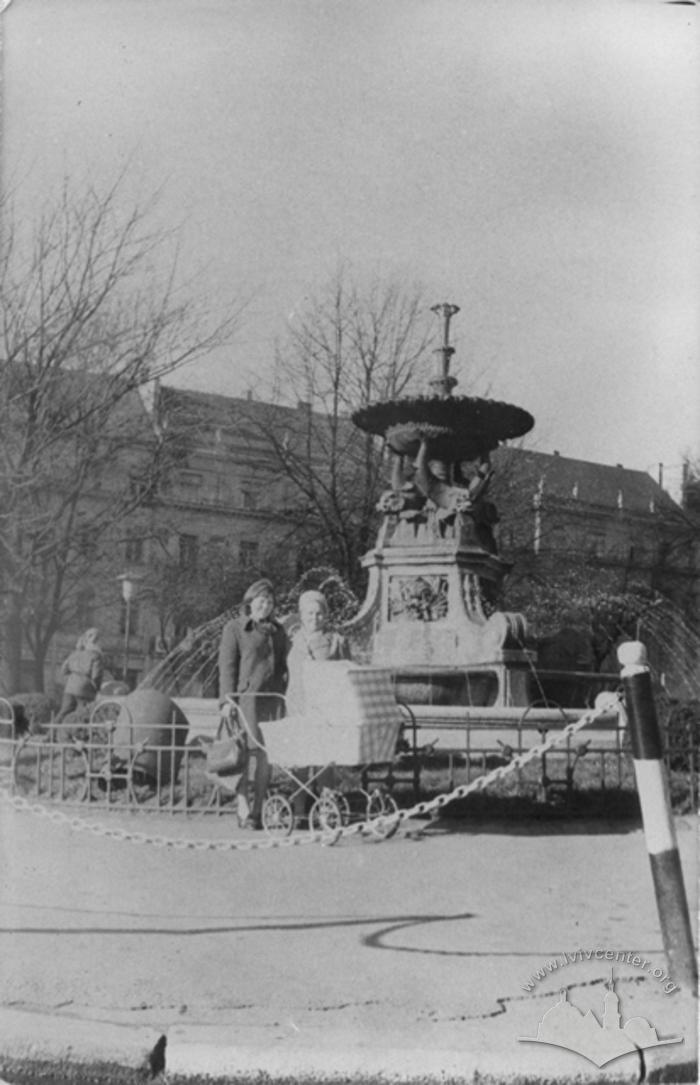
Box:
[0,797,697,1082]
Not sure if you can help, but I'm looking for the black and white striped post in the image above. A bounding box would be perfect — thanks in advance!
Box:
[618,641,697,995]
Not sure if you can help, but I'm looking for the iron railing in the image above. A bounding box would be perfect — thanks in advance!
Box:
[1,711,697,816]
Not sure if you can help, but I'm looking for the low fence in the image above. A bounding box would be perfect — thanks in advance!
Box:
[1,707,697,816]
[4,726,220,814]
[404,713,632,807]
[407,706,698,813]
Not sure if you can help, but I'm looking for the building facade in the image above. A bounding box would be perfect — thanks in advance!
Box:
[493,447,700,690]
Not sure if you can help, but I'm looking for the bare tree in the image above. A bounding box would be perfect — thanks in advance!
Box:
[143,536,270,654]
[0,177,241,692]
[246,271,435,587]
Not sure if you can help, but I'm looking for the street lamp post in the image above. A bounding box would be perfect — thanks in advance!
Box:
[117,572,141,686]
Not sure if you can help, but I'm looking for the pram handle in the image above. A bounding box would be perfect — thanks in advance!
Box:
[219,691,286,710]
[219,692,287,750]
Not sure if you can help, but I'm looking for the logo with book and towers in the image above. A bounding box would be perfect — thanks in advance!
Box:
[519,971,682,1068]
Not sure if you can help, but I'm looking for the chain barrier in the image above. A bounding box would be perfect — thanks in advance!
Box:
[0,703,611,852]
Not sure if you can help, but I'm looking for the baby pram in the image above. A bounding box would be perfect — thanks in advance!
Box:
[237,663,405,841]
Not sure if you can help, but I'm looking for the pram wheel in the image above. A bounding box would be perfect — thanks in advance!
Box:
[262,793,294,836]
[308,793,343,845]
[329,789,351,826]
[365,788,400,840]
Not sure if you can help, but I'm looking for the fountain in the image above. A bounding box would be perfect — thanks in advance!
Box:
[347,303,537,706]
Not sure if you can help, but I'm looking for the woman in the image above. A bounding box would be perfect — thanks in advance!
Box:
[55,628,103,725]
[218,579,289,829]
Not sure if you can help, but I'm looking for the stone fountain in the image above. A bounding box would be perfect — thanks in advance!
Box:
[347,303,536,705]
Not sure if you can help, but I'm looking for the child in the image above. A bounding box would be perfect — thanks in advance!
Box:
[286,590,350,817]
[285,591,349,713]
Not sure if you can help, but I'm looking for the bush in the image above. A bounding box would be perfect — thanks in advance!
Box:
[9,692,55,734]
[665,699,700,773]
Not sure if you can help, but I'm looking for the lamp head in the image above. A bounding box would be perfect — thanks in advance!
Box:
[117,572,141,603]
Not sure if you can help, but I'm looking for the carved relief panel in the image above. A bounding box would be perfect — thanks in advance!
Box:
[387,575,449,622]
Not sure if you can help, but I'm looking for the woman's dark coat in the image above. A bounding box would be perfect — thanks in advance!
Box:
[218,615,289,727]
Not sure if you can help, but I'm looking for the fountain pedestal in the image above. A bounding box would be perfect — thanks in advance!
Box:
[347,500,533,702]
[347,303,535,706]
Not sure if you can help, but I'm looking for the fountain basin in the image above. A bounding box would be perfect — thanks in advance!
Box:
[352,395,534,460]
[391,664,620,710]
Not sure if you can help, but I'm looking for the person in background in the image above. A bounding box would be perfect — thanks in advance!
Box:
[218,579,289,829]
[55,628,103,725]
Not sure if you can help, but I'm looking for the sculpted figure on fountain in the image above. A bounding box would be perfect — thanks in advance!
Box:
[376,435,500,553]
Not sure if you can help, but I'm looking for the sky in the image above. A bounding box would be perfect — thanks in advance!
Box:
[2,0,698,495]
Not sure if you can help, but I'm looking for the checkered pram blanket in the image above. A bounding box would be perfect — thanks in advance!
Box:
[260,663,402,767]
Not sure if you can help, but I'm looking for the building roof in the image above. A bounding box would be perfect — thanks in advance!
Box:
[493,446,681,516]
[157,384,685,518]
[156,383,358,454]
[158,385,327,428]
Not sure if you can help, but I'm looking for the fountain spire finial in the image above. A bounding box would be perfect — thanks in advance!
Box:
[429,303,460,397]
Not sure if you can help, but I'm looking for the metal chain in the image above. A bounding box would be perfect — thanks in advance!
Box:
[0,704,610,852]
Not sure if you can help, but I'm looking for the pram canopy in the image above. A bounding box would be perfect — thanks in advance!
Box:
[259,663,402,767]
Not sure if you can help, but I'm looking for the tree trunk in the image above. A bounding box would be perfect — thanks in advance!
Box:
[32,649,47,694]
[2,593,24,694]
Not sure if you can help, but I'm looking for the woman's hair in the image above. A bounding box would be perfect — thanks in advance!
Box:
[243,578,275,605]
[298,590,328,615]
[82,628,101,649]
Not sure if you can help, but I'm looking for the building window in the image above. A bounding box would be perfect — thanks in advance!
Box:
[179,533,198,568]
[125,531,144,564]
[543,526,566,553]
[588,533,606,558]
[239,540,259,570]
[76,526,98,559]
[129,471,153,502]
[76,588,95,628]
[241,487,257,510]
[179,471,203,488]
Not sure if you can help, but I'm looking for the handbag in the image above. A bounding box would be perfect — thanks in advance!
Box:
[206,709,247,776]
